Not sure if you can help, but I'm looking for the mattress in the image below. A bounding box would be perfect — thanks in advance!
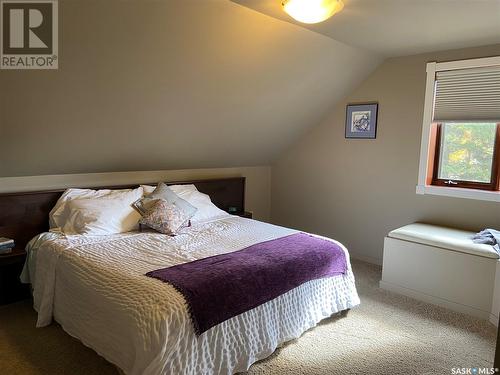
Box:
[25,216,360,375]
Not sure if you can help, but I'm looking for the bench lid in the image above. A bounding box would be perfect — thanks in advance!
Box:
[388,223,499,259]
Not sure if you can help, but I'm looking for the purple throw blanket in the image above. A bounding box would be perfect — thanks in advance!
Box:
[146,232,347,335]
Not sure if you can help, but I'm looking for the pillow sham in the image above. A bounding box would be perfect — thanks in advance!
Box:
[134,183,197,224]
[139,199,190,235]
[50,188,107,229]
[60,188,143,235]
[175,189,229,224]
[50,187,143,229]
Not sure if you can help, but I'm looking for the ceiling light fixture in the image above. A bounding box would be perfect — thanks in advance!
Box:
[282,0,344,24]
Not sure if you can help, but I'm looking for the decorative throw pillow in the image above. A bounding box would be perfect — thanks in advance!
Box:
[133,182,197,226]
[139,199,190,235]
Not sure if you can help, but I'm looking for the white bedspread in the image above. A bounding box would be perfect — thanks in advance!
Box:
[26,216,360,375]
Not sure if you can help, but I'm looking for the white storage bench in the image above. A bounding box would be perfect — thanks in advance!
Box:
[380,223,500,324]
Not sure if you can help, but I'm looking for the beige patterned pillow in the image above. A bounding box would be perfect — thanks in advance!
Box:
[139,199,189,235]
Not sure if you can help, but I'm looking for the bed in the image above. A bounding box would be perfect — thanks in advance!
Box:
[2,178,360,375]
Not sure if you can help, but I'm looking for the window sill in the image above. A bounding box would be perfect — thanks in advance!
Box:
[416,185,500,202]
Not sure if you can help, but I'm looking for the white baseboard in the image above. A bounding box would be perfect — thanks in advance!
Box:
[379,280,493,322]
[349,251,382,266]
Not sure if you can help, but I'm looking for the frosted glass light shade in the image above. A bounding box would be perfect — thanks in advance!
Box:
[282,0,344,24]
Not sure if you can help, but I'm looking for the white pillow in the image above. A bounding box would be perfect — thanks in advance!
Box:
[176,190,229,223]
[170,184,198,195]
[50,188,102,228]
[62,189,143,235]
[50,187,143,230]
[140,185,155,195]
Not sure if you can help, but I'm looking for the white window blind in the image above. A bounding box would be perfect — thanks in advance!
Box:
[433,65,500,122]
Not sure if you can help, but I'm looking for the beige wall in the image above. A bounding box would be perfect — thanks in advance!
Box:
[0,166,271,221]
[0,0,381,226]
[272,44,500,265]
[0,0,379,177]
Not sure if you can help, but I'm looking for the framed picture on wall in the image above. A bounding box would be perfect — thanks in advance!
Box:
[345,103,378,139]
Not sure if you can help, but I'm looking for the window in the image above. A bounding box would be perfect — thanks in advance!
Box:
[432,122,500,190]
[417,56,500,201]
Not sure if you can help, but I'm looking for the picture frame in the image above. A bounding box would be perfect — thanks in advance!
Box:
[345,102,378,139]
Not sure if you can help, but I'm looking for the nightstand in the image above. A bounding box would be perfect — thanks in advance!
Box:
[0,247,30,305]
[232,211,253,219]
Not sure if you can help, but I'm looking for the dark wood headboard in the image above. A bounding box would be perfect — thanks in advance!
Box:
[0,177,245,249]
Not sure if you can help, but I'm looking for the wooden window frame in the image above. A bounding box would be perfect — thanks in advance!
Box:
[431,123,500,191]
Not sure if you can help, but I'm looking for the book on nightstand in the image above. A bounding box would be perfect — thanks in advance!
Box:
[0,237,15,254]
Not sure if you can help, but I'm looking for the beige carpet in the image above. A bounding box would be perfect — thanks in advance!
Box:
[0,260,495,375]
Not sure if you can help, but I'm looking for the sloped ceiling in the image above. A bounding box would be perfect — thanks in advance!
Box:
[233,0,500,57]
[0,0,382,177]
